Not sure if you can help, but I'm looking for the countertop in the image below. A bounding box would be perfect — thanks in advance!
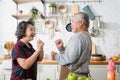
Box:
[0,58,120,65]
[38,59,120,65]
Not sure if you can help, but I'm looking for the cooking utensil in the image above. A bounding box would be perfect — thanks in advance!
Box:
[45,20,54,39]
[89,27,99,37]
[55,26,60,32]
[45,20,54,29]
[97,16,101,28]
[71,3,79,16]
[66,19,72,32]
[58,4,67,24]
[66,23,72,32]
[58,4,67,14]
[92,43,96,54]
[89,21,99,37]
[55,18,60,32]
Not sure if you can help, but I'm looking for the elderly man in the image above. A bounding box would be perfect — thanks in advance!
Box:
[51,12,92,80]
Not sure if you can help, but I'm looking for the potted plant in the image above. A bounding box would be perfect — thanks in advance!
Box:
[30,7,45,25]
[49,2,57,14]
[30,7,39,19]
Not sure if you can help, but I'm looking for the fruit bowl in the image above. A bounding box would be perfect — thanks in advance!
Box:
[109,56,119,61]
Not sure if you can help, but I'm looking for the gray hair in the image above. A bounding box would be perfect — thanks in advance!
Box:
[74,12,89,28]
[15,21,34,40]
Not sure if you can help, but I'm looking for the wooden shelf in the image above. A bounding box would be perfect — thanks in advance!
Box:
[13,0,41,3]
[12,14,42,19]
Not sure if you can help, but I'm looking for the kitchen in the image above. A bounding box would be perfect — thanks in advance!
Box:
[0,0,120,80]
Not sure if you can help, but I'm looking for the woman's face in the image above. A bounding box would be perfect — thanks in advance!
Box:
[25,24,35,41]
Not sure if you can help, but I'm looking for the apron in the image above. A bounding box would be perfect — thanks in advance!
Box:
[59,65,70,80]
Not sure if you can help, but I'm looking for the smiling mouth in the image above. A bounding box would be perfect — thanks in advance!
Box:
[31,34,35,37]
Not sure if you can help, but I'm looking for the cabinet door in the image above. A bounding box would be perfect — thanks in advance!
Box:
[0,65,4,80]
[3,69,11,80]
[37,65,58,80]
[89,65,107,80]
[56,65,60,80]
[116,65,120,80]
[90,65,120,80]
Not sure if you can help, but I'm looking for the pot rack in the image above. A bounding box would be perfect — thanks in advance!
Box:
[44,0,101,3]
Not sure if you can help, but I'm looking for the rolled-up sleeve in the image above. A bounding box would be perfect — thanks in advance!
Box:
[55,35,82,65]
[12,45,26,60]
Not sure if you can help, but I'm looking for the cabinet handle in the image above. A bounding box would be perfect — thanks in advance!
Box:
[57,66,58,72]
[116,66,119,73]
[57,66,59,72]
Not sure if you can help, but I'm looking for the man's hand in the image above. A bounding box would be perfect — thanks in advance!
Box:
[55,39,64,49]
[51,51,57,60]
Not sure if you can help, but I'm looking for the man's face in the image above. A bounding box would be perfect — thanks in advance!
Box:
[71,16,80,33]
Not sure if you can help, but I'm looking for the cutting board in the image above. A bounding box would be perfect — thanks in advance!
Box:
[92,43,96,54]
[71,4,79,16]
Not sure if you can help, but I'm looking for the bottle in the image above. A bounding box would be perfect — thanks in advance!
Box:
[106,60,116,80]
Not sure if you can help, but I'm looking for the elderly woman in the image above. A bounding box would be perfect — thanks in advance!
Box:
[10,20,44,80]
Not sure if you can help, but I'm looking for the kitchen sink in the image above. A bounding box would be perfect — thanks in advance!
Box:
[2,59,12,69]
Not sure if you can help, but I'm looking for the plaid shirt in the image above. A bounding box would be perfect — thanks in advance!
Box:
[10,40,37,80]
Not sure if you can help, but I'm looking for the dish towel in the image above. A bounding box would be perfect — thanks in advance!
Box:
[83,5,95,20]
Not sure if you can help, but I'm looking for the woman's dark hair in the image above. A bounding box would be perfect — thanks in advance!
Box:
[15,20,34,40]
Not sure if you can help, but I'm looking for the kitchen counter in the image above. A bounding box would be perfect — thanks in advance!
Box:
[38,59,120,65]
[0,58,120,65]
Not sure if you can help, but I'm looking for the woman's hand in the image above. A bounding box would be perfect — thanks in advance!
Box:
[36,39,44,53]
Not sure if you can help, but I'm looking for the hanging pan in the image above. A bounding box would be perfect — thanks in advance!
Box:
[66,19,72,32]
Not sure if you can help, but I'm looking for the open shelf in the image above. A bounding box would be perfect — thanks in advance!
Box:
[12,14,42,19]
[45,0,101,3]
[13,0,41,3]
